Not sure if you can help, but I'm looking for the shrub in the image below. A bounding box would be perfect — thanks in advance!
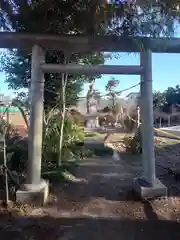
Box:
[43,116,85,163]
[123,116,136,132]
[123,127,142,154]
[6,137,28,171]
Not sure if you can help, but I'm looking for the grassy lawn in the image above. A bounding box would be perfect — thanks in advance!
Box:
[84,132,100,137]
[42,161,79,182]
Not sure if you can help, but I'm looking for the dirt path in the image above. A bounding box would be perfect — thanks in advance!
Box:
[0,155,180,239]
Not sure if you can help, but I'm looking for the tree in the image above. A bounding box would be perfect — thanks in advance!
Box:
[0,50,104,109]
[165,85,180,106]
[153,91,167,110]
[105,78,120,110]
[93,89,101,106]
[0,1,107,165]
[0,1,177,38]
[152,85,180,115]
[0,0,178,165]
[113,102,122,124]
[153,85,180,111]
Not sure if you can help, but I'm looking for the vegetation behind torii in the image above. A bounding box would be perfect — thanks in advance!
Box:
[0,0,179,181]
[153,85,180,112]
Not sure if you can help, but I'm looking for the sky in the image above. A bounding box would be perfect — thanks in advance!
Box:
[81,52,180,98]
[1,51,180,99]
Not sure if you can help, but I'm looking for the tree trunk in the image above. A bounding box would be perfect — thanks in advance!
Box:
[112,95,115,110]
[58,72,68,166]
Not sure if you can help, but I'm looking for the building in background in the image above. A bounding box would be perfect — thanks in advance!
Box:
[0,94,27,136]
[0,93,11,106]
[126,92,140,103]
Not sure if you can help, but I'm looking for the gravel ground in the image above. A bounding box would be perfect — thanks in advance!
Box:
[0,136,180,239]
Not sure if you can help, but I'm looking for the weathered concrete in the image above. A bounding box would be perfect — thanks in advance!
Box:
[1,32,180,53]
[27,45,45,186]
[16,180,49,204]
[133,177,167,199]
[16,45,50,204]
[140,50,156,186]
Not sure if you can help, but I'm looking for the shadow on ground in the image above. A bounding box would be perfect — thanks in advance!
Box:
[46,141,180,211]
[0,210,180,239]
[47,155,141,207]
[1,137,180,239]
[83,136,180,200]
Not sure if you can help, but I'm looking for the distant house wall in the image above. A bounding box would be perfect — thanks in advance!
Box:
[126,92,140,110]
[0,111,28,136]
[0,95,28,136]
[8,112,27,127]
[0,107,26,127]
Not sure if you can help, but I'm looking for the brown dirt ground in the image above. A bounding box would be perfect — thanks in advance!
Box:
[1,136,180,239]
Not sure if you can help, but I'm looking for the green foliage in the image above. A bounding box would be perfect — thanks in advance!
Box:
[123,127,142,154]
[0,1,108,110]
[0,118,11,136]
[67,109,84,126]
[0,103,29,172]
[123,114,137,132]
[4,117,85,173]
[105,78,120,93]
[0,105,86,184]
[44,117,84,150]
[165,85,180,106]
[0,0,178,182]
[1,0,176,37]
[153,85,180,113]
[43,117,84,162]
[42,161,79,182]
[0,1,177,109]
[6,138,28,172]
[1,51,105,110]
[153,91,167,110]
[85,132,98,137]
[105,78,120,111]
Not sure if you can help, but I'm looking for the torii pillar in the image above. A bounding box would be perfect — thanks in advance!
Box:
[16,45,49,204]
[133,49,167,199]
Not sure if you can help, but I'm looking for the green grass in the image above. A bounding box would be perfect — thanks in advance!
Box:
[85,132,100,137]
[41,161,79,182]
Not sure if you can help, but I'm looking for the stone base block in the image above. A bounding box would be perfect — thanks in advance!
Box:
[133,177,167,199]
[16,179,49,205]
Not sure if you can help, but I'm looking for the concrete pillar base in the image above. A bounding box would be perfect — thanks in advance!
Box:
[133,177,167,199]
[16,179,49,205]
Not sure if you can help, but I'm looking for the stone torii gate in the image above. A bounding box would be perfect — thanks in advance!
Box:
[0,33,178,203]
